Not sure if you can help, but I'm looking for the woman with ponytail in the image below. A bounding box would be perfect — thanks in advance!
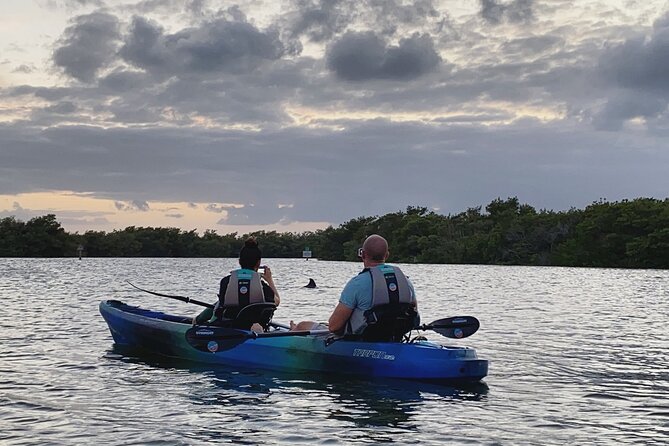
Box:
[193,237,280,327]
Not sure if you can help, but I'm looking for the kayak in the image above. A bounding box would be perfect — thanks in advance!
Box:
[99,300,489,382]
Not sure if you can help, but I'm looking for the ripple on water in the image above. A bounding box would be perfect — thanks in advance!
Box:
[1,259,668,445]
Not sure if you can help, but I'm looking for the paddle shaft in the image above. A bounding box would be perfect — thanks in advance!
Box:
[126,281,214,309]
[253,328,330,339]
[127,281,479,339]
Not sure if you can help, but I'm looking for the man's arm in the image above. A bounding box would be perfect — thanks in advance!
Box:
[328,303,353,334]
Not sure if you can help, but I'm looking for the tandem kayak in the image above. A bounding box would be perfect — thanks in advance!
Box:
[99,300,489,382]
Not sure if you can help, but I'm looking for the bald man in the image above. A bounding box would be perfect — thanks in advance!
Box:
[328,234,418,335]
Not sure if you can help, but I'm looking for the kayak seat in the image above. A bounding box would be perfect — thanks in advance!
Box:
[361,303,419,342]
[215,303,276,331]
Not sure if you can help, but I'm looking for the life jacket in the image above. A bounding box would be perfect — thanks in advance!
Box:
[347,264,413,335]
[220,269,265,309]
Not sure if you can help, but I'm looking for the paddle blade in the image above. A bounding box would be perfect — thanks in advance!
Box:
[425,316,480,339]
[185,326,254,353]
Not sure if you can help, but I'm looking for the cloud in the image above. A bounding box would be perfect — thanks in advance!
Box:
[205,203,240,213]
[284,0,443,42]
[2,118,667,226]
[165,213,184,218]
[592,91,667,131]
[12,64,34,74]
[45,102,78,114]
[598,14,669,92]
[52,11,121,83]
[29,101,80,126]
[217,204,295,226]
[3,1,669,232]
[480,0,534,25]
[593,12,669,129]
[98,69,149,93]
[114,200,150,211]
[119,16,286,77]
[326,31,441,81]
[286,0,352,42]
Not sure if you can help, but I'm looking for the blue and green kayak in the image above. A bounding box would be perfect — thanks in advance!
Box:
[100,300,489,382]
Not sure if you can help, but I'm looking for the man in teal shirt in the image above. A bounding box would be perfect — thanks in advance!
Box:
[328,234,417,335]
[290,234,417,333]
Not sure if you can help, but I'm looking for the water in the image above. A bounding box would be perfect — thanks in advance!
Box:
[1,258,668,445]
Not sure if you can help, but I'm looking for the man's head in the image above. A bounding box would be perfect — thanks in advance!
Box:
[361,234,389,266]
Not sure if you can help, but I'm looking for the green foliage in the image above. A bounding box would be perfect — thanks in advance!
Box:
[1,198,668,269]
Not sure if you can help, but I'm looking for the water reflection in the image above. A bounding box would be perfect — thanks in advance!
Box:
[106,344,489,438]
[6,259,668,444]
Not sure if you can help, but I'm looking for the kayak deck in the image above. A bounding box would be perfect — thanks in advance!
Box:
[100,300,488,382]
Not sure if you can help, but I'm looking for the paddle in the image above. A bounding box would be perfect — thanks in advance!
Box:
[416,316,480,339]
[188,316,479,353]
[185,325,331,352]
[127,282,480,339]
[126,281,214,309]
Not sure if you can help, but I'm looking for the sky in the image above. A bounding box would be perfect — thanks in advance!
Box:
[1,0,668,234]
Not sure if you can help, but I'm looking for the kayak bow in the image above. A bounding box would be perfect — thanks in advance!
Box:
[99,300,488,382]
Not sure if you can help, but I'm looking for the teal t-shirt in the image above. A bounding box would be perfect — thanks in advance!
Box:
[340,265,416,311]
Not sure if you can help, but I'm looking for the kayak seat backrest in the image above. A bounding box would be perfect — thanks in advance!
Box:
[361,303,419,342]
[216,303,276,330]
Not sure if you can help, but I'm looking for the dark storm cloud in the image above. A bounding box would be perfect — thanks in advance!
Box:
[28,102,80,126]
[5,0,669,230]
[119,16,285,76]
[593,12,669,129]
[285,0,442,42]
[326,31,441,81]
[44,102,78,114]
[286,0,353,42]
[598,13,669,92]
[1,118,667,226]
[52,11,121,83]
[480,0,534,25]
[5,85,77,102]
[592,91,667,131]
[98,69,149,92]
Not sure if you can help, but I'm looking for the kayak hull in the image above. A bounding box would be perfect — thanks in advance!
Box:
[100,300,488,382]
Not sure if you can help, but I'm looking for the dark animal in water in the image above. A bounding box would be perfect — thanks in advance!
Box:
[305,278,317,288]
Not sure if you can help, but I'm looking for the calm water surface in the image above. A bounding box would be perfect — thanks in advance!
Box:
[1,258,668,445]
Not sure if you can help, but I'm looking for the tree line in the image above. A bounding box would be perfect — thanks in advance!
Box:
[1,197,668,269]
